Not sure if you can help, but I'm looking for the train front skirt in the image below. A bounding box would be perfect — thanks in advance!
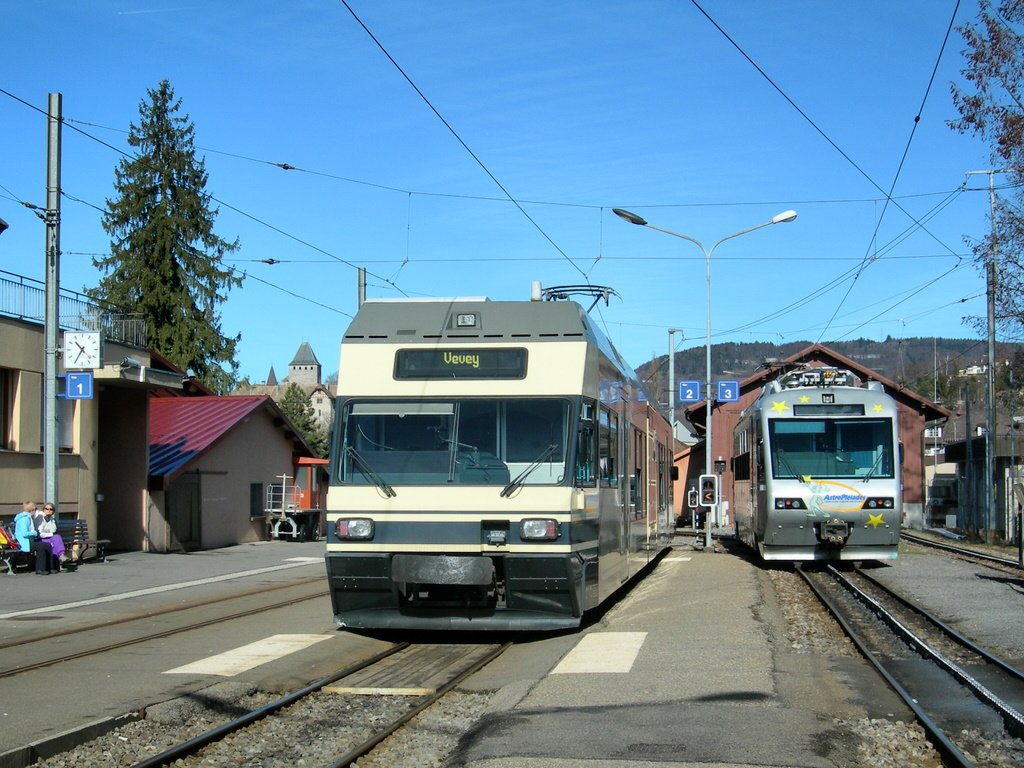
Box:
[325,551,593,631]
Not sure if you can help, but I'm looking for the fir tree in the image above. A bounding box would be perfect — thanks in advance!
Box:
[91,80,242,393]
[279,383,329,457]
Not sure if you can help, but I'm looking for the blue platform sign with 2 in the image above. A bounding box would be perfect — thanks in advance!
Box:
[678,380,702,402]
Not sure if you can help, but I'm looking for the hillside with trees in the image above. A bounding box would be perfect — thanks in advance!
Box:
[637,336,1024,416]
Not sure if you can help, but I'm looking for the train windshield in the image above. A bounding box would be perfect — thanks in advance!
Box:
[768,418,894,480]
[335,398,573,487]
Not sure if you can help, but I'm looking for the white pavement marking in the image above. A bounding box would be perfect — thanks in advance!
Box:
[550,632,647,674]
[662,556,692,562]
[164,634,331,676]
[0,560,320,620]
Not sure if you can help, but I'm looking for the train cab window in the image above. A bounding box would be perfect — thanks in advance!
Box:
[769,418,894,480]
[336,398,572,487]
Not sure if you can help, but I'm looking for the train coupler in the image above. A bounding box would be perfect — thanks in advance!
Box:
[818,518,850,546]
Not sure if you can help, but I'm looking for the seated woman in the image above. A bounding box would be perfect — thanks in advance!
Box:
[36,503,66,566]
[15,501,55,574]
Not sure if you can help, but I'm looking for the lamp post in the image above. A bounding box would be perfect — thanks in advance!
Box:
[667,327,684,438]
[613,207,797,549]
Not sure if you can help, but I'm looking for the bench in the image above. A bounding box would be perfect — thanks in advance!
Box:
[56,518,110,565]
[0,519,31,575]
[0,542,32,575]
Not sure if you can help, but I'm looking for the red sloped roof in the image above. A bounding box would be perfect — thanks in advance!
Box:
[149,396,273,480]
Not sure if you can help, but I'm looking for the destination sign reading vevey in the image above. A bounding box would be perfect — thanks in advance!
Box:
[395,348,528,379]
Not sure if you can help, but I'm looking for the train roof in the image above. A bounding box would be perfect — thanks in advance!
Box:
[346,298,599,346]
[343,297,647,394]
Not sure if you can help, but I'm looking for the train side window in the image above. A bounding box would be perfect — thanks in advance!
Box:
[575,398,597,487]
[599,407,618,486]
[734,452,751,482]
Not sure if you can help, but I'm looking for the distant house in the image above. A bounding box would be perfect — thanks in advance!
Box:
[148,395,319,552]
[674,343,949,530]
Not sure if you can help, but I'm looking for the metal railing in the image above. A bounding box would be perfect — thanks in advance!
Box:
[0,269,146,347]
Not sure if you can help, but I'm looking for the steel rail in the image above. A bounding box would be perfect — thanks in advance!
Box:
[827,565,1024,740]
[326,642,511,768]
[0,574,327,651]
[853,567,1024,684]
[900,531,1021,569]
[0,584,328,679]
[129,643,412,768]
[796,568,976,768]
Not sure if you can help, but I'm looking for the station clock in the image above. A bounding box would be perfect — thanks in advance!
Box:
[63,331,103,369]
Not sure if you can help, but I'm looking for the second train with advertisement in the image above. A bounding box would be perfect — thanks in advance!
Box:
[731,366,902,561]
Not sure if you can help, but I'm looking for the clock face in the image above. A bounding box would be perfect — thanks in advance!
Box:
[64,332,102,369]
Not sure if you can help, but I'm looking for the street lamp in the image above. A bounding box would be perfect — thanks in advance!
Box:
[613,207,797,549]
[667,327,684,438]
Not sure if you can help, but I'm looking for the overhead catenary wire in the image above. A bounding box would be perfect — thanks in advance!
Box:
[0,6,991,356]
[337,0,588,282]
[687,0,968,347]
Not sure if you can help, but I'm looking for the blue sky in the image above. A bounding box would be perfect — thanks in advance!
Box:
[0,1,999,384]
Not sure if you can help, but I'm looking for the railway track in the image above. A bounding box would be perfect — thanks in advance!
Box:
[0,578,328,679]
[900,531,1023,571]
[128,641,510,768]
[799,564,1024,768]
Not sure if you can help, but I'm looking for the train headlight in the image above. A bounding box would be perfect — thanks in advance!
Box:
[520,518,559,541]
[335,518,374,540]
[864,498,894,509]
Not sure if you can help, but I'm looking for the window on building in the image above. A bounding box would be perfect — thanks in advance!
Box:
[0,367,12,449]
[58,396,74,451]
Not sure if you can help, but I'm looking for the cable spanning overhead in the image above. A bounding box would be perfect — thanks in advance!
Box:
[813,0,963,342]
[57,111,1010,213]
[0,88,404,293]
[338,0,587,280]
[688,0,962,265]
[719,186,966,340]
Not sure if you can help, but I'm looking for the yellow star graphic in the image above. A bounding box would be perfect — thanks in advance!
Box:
[771,400,789,413]
[873,404,883,412]
[866,513,885,528]
[800,395,810,403]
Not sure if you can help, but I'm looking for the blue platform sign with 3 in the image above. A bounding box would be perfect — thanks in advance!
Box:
[716,380,740,402]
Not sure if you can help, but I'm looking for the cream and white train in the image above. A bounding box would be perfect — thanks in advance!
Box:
[325,295,675,630]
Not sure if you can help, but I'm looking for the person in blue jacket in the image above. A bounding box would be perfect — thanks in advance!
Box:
[14,501,56,574]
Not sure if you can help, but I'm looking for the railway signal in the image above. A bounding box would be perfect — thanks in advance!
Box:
[687,488,698,509]
[698,474,718,507]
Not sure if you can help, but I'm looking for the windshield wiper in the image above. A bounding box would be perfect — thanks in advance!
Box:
[861,451,886,483]
[346,446,396,497]
[501,443,559,498]
[774,449,806,482]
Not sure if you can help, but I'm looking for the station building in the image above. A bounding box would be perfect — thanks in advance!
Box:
[0,271,321,554]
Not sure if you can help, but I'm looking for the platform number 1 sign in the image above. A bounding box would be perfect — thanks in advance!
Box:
[64,372,94,400]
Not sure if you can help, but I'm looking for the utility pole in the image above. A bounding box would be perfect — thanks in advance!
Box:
[966,168,1020,542]
[43,92,62,507]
